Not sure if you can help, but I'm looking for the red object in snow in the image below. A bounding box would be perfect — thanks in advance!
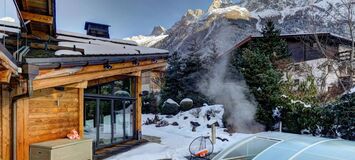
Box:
[195,149,209,157]
[67,129,80,140]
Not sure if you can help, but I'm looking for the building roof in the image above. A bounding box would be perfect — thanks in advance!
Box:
[219,32,354,58]
[24,30,169,69]
[55,30,168,56]
[213,132,355,160]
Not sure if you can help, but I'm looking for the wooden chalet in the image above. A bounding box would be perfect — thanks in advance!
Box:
[222,32,353,62]
[0,0,168,160]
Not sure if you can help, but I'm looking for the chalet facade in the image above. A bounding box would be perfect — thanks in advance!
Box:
[225,33,354,94]
[0,0,168,160]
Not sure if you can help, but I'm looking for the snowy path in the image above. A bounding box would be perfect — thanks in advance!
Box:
[106,105,253,160]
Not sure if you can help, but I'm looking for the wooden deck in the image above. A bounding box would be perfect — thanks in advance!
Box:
[94,139,149,160]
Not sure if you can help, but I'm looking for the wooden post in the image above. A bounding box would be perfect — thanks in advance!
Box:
[78,88,84,138]
[1,85,11,160]
[211,124,216,144]
[135,72,142,140]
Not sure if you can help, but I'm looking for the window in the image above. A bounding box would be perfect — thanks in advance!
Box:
[85,77,134,97]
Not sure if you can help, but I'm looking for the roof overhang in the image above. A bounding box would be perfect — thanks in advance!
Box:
[0,43,19,83]
[25,53,169,69]
[219,32,354,58]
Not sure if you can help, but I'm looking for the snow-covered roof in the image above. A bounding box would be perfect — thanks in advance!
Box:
[57,30,137,46]
[219,32,353,58]
[55,30,169,56]
[0,20,21,34]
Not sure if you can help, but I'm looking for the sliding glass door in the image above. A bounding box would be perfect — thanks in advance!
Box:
[84,78,136,149]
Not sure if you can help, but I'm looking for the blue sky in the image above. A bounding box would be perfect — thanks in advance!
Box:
[0,0,239,39]
[57,0,212,38]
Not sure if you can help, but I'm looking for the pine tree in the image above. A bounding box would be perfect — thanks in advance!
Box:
[234,20,288,130]
[160,52,210,109]
[180,53,210,107]
[258,20,289,62]
[160,52,183,104]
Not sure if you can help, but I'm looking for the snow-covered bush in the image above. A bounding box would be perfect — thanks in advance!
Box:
[161,99,180,115]
[279,96,320,135]
[321,93,355,140]
[180,98,193,111]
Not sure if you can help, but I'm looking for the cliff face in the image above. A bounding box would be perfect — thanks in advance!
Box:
[156,0,348,56]
[128,0,349,56]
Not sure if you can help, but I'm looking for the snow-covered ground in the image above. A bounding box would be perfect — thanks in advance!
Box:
[106,105,253,160]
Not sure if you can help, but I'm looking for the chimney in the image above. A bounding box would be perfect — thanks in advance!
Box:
[84,22,111,38]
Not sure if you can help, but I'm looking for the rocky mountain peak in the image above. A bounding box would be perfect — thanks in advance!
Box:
[150,26,166,36]
[238,0,311,11]
[208,0,223,12]
[185,9,204,20]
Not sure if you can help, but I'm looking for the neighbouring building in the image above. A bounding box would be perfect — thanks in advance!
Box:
[223,32,354,95]
[0,0,168,160]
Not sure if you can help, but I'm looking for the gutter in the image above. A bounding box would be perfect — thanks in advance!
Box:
[11,64,39,160]
[25,53,169,69]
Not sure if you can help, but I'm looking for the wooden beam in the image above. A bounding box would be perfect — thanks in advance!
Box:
[0,70,12,83]
[33,62,166,90]
[21,0,29,10]
[124,71,141,77]
[0,43,19,75]
[78,88,84,138]
[4,38,84,54]
[1,85,11,160]
[38,59,166,77]
[34,67,83,80]
[64,81,88,89]
[21,11,53,24]
[152,67,166,72]
[135,73,142,136]
[87,75,128,87]
[16,97,29,160]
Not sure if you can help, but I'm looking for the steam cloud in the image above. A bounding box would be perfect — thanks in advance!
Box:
[200,54,264,133]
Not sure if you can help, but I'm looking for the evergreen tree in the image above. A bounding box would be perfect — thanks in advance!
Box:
[234,20,288,130]
[160,52,210,109]
[180,53,210,107]
[258,20,289,61]
[160,52,183,104]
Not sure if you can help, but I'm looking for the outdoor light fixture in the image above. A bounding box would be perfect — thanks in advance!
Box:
[103,63,112,70]
[132,59,140,66]
[152,58,158,63]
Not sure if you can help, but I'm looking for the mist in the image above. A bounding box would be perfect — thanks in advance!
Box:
[200,54,264,133]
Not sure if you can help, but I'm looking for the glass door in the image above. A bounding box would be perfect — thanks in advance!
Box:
[84,99,97,145]
[98,100,113,147]
[84,78,136,150]
[113,100,124,143]
[124,101,134,139]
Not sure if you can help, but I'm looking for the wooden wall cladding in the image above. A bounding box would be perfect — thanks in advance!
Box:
[17,88,82,160]
[0,85,12,160]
